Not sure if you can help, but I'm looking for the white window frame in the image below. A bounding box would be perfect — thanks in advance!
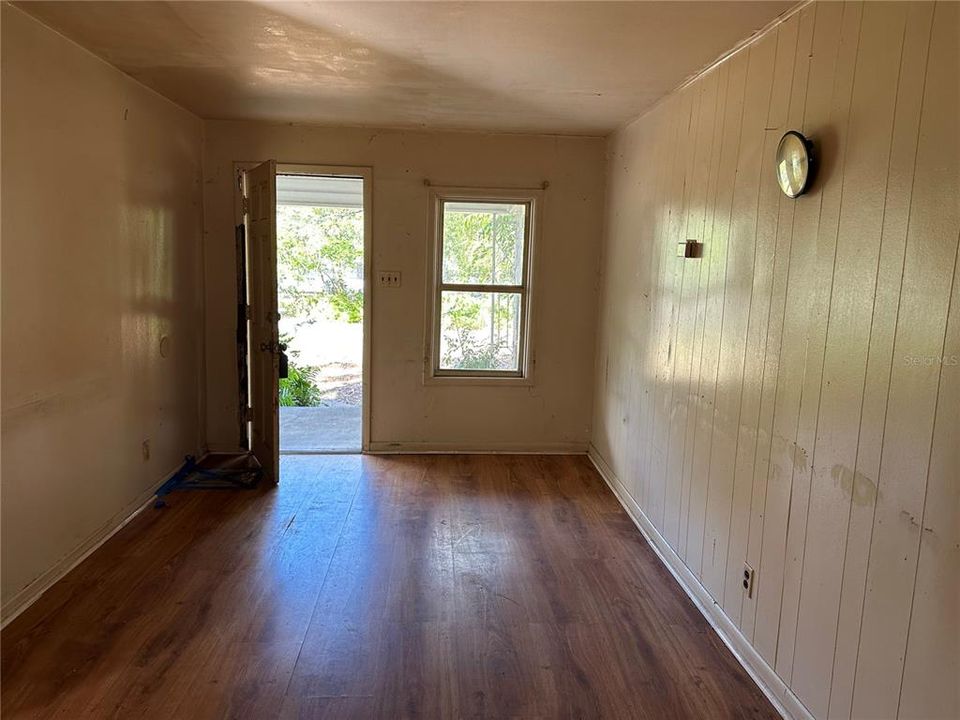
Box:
[424,186,541,385]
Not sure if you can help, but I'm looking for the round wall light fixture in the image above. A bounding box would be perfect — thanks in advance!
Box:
[776,130,815,198]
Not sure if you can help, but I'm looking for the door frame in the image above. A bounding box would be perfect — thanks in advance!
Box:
[233,161,373,453]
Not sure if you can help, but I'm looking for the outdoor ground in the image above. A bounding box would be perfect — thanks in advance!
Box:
[280,405,361,453]
[279,319,362,452]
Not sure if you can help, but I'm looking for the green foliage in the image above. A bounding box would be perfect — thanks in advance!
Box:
[442,204,524,285]
[328,288,363,324]
[442,292,517,370]
[439,204,525,370]
[279,363,322,407]
[277,206,364,325]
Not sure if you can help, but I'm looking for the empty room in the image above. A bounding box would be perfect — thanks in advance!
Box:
[1,1,957,719]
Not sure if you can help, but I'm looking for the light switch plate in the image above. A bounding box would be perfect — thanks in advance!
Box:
[378,270,401,288]
[379,270,400,287]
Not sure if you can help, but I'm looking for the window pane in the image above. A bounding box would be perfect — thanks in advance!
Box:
[439,291,522,371]
[441,202,526,285]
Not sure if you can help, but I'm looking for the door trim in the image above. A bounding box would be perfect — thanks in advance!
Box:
[235,162,373,453]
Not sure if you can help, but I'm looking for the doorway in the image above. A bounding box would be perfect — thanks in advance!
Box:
[275,167,370,454]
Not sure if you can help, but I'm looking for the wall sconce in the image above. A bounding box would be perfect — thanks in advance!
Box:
[776,131,816,197]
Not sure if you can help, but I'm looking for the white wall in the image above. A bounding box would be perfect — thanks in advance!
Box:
[202,122,605,453]
[1,6,205,618]
[590,2,958,719]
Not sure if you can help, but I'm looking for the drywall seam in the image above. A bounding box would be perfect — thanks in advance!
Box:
[587,444,816,720]
[0,459,187,629]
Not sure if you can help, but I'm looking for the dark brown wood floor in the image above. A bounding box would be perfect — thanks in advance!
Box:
[2,455,777,719]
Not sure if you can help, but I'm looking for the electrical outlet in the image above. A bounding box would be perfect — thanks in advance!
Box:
[378,270,401,288]
[142,439,151,462]
[742,563,755,598]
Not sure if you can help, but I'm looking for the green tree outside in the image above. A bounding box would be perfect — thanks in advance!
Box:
[440,203,525,370]
[277,205,364,326]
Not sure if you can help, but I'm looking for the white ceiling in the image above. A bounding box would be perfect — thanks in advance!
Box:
[17,1,796,136]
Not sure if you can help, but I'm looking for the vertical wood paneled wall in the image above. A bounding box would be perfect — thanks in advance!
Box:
[590,2,958,718]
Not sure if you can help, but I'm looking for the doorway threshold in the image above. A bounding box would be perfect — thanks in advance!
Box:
[280,449,362,456]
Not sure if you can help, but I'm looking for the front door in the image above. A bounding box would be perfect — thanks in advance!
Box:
[244,160,279,482]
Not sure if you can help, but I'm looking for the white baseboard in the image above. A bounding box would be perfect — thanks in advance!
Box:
[586,445,814,720]
[1,458,188,629]
[367,440,589,454]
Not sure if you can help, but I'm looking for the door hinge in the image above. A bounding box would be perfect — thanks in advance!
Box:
[241,196,250,215]
[245,304,251,320]
[243,405,252,422]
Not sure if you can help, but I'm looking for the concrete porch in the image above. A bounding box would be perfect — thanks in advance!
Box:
[279,404,362,453]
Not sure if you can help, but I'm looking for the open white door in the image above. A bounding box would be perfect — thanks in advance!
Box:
[243,160,280,483]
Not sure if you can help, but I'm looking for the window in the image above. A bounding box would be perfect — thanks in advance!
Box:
[427,189,539,380]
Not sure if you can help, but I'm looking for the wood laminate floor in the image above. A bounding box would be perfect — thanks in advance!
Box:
[1,454,778,719]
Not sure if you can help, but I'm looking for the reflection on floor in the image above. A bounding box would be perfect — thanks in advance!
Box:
[1,455,778,719]
[280,405,361,452]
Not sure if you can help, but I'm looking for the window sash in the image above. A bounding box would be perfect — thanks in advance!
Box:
[435,288,526,375]
[433,198,533,377]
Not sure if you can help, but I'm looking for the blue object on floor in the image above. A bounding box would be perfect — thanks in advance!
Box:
[154,453,263,507]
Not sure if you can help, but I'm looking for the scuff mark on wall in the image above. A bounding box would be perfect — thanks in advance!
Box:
[831,464,878,506]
